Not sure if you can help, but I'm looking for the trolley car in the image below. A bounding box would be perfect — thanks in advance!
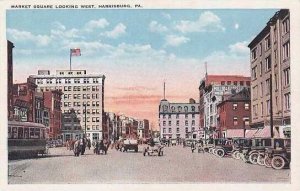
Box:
[8,121,48,158]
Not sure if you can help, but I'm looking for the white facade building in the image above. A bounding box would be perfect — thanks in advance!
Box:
[30,70,105,142]
[159,99,200,139]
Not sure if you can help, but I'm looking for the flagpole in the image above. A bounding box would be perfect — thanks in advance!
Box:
[69,49,72,71]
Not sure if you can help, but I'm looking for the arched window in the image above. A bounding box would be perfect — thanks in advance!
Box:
[191,106,195,112]
[178,106,182,112]
[184,106,188,112]
[171,106,175,112]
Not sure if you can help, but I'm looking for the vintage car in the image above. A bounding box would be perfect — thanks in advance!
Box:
[231,138,252,160]
[264,138,291,169]
[212,138,234,158]
[143,141,164,156]
[171,139,177,146]
[120,139,138,152]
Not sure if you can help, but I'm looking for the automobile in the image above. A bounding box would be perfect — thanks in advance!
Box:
[171,139,177,146]
[120,139,138,152]
[184,139,196,147]
[143,141,164,156]
[231,138,252,160]
[264,138,291,169]
[212,138,233,158]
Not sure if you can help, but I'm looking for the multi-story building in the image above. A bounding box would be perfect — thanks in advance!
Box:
[199,75,251,137]
[217,88,251,138]
[104,112,121,141]
[30,70,105,142]
[248,9,290,137]
[137,119,150,139]
[61,108,84,141]
[159,98,200,139]
[7,40,14,120]
[43,90,63,139]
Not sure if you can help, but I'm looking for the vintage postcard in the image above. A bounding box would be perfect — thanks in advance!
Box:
[0,0,300,191]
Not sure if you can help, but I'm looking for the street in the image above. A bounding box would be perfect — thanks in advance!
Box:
[8,145,290,184]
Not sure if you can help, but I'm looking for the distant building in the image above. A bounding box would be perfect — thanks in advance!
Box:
[199,75,251,137]
[61,108,84,141]
[137,119,150,139]
[30,70,105,142]
[159,98,200,139]
[217,88,251,138]
[248,9,290,137]
[7,40,14,120]
[43,90,63,139]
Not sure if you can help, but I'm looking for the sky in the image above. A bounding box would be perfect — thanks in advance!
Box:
[7,9,278,129]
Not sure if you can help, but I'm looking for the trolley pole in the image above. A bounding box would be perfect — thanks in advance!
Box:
[270,74,274,138]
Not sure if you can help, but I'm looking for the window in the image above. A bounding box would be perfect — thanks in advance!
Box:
[184,106,188,112]
[192,120,195,126]
[260,82,264,97]
[240,81,244,86]
[233,81,237,86]
[284,92,290,110]
[266,78,270,95]
[163,114,166,119]
[185,114,188,119]
[185,120,188,126]
[169,128,172,133]
[192,114,195,118]
[176,120,179,126]
[284,67,290,86]
[221,81,225,85]
[191,106,195,112]
[266,100,270,115]
[233,117,238,126]
[163,128,166,133]
[265,35,271,50]
[251,48,257,60]
[244,103,249,110]
[259,43,262,56]
[227,81,231,85]
[176,114,179,119]
[243,117,250,126]
[176,128,179,133]
[252,66,257,79]
[163,121,166,126]
[178,106,182,112]
[259,62,263,76]
[171,106,175,112]
[282,18,290,34]
[265,55,271,71]
[283,41,290,60]
[275,74,278,90]
[185,127,188,133]
[253,105,257,117]
[168,121,171,126]
[168,114,171,119]
[233,103,238,110]
[261,102,264,116]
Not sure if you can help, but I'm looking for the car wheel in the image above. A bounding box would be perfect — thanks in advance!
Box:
[249,153,259,165]
[257,154,265,166]
[271,156,286,170]
[264,156,272,168]
[217,149,225,158]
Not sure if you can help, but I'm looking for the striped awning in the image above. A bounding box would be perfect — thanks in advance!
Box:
[245,129,259,138]
[253,126,271,138]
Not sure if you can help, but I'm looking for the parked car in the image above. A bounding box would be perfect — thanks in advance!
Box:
[265,138,291,169]
[212,138,233,158]
[231,138,252,160]
[171,139,177,146]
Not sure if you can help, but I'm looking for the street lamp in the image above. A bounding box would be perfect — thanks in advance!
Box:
[84,103,87,136]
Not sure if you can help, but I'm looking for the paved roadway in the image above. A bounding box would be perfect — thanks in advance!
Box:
[8,145,290,184]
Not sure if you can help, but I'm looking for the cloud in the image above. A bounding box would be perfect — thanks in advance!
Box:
[101,23,126,39]
[50,21,81,40]
[7,28,51,47]
[116,86,156,91]
[234,23,239,29]
[162,13,171,19]
[149,21,168,33]
[175,11,225,33]
[164,35,190,47]
[84,18,109,32]
[229,40,249,55]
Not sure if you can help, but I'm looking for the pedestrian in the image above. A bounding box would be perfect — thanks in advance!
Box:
[87,138,91,150]
[191,141,195,153]
[168,139,170,147]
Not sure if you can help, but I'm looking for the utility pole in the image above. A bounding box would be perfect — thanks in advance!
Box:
[84,103,87,136]
[270,74,274,138]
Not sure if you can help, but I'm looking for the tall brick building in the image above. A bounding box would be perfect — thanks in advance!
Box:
[7,40,14,120]
[248,9,290,137]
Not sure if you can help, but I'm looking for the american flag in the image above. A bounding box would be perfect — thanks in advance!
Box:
[70,48,81,56]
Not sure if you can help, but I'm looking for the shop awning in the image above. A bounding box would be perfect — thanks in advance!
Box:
[245,129,259,138]
[253,126,271,138]
[226,129,245,138]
